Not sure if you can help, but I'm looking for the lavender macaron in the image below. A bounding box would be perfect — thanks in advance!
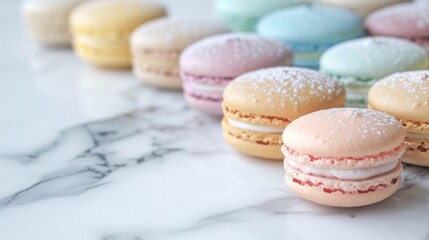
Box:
[180,33,293,115]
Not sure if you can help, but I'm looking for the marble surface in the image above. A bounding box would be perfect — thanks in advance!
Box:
[1,1,429,239]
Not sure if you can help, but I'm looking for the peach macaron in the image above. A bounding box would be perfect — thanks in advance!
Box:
[282,108,405,207]
[368,71,429,167]
[222,67,345,160]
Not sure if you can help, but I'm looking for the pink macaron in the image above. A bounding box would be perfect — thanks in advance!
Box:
[282,108,405,207]
[180,33,292,115]
[365,2,429,52]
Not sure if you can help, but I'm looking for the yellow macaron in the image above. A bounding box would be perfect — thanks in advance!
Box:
[222,67,345,160]
[368,71,429,167]
[70,0,166,68]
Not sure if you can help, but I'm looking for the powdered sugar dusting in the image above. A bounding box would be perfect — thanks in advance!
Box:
[304,108,403,141]
[229,67,344,109]
[320,37,428,79]
[376,70,429,106]
[132,18,227,49]
[186,33,289,64]
[369,3,429,31]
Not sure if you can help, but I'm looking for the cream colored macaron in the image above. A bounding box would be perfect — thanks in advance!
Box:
[21,0,86,46]
[222,67,345,160]
[131,18,228,89]
[368,71,429,167]
[70,0,167,68]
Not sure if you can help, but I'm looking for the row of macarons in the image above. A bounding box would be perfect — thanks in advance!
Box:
[221,67,428,207]
[215,0,427,31]
[21,0,429,108]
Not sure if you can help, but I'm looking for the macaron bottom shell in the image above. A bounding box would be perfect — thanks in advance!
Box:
[131,48,182,89]
[401,150,429,167]
[133,66,182,90]
[29,31,70,46]
[182,72,230,116]
[222,118,283,160]
[27,24,71,46]
[74,41,131,68]
[402,135,429,167]
[285,167,401,207]
[185,94,223,116]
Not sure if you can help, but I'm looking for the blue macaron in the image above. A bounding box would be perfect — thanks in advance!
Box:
[257,4,364,69]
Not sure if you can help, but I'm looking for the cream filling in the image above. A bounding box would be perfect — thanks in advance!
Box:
[188,81,227,93]
[227,118,285,133]
[287,159,398,180]
[406,131,429,140]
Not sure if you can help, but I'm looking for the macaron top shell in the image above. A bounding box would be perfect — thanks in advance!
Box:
[320,37,429,80]
[366,3,429,38]
[257,4,363,44]
[223,67,345,119]
[319,0,408,16]
[180,33,292,78]
[282,108,405,158]
[368,71,429,122]
[71,0,166,30]
[215,0,303,16]
[131,18,228,51]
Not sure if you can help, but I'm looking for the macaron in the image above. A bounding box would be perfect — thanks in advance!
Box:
[368,71,429,167]
[180,33,293,115]
[21,0,86,46]
[131,18,228,90]
[222,67,345,160]
[319,0,408,17]
[257,4,364,69]
[320,37,429,107]
[70,0,166,68]
[214,0,303,32]
[282,108,405,207]
[365,2,429,53]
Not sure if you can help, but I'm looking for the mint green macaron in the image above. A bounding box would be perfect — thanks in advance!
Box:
[214,0,303,32]
[320,37,429,107]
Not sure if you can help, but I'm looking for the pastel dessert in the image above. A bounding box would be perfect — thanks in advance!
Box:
[368,71,429,167]
[180,33,293,115]
[21,0,86,46]
[222,67,345,160]
[131,18,227,90]
[319,0,408,17]
[257,4,363,69]
[214,0,303,32]
[320,37,429,107]
[282,108,405,207]
[70,0,166,68]
[365,2,429,53]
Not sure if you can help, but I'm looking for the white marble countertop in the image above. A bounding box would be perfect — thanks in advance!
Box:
[1,1,429,239]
